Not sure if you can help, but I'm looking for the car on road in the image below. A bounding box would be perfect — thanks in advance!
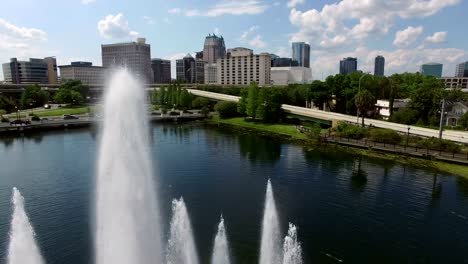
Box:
[63,115,79,120]
[10,120,31,125]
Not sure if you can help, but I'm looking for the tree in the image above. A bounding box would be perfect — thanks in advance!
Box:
[20,84,49,109]
[178,89,192,108]
[53,80,88,105]
[246,82,259,118]
[256,88,283,122]
[354,89,375,126]
[0,95,16,113]
[192,97,209,109]
[237,88,248,116]
[214,101,238,119]
[310,80,330,110]
[410,76,444,125]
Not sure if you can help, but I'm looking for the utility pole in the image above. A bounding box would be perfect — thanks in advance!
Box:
[438,98,446,140]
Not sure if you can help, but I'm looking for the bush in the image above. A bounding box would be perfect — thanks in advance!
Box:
[390,108,420,125]
[369,128,402,144]
[1,117,9,123]
[214,101,239,119]
[335,122,368,139]
[192,97,210,109]
[31,115,40,121]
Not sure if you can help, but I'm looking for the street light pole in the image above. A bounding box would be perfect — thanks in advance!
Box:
[438,98,446,140]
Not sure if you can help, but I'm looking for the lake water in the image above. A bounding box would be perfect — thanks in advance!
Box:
[0,123,467,263]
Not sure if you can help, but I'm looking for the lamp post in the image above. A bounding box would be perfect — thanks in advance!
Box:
[406,126,410,150]
[356,73,373,125]
[438,98,446,140]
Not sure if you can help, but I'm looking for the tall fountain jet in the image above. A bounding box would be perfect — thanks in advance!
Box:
[166,198,199,264]
[95,69,163,264]
[282,223,303,264]
[211,215,231,264]
[7,187,45,264]
[259,179,282,264]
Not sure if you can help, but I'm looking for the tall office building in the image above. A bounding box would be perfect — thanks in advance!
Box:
[455,61,468,77]
[101,38,152,83]
[59,62,106,85]
[420,63,443,78]
[339,57,358,75]
[217,48,271,85]
[2,57,57,84]
[176,54,205,83]
[374,55,385,76]
[292,42,310,68]
[203,34,226,64]
[44,57,58,84]
[151,59,171,83]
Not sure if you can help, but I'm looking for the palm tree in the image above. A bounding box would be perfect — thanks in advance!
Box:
[354,89,375,126]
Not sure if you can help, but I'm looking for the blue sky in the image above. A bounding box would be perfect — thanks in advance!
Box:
[0,0,467,80]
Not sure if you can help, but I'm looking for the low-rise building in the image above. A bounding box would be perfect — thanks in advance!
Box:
[375,99,410,120]
[2,57,58,84]
[59,62,106,85]
[271,67,312,85]
[441,77,468,89]
[446,101,468,126]
[217,48,271,85]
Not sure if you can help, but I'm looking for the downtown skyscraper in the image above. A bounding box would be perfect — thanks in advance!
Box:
[374,55,385,76]
[202,34,226,64]
[292,42,310,68]
[339,57,357,75]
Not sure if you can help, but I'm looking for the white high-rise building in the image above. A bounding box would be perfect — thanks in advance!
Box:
[101,38,152,83]
[204,64,217,84]
[217,48,271,85]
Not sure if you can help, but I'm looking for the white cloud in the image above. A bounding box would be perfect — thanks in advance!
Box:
[249,35,267,49]
[240,25,259,41]
[287,0,304,8]
[182,0,268,17]
[239,25,267,49]
[168,8,181,14]
[425,31,447,44]
[97,13,138,39]
[142,16,155,25]
[288,0,459,50]
[81,0,96,4]
[0,18,47,40]
[273,2,281,7]
[275,46,289,57]
[393,26,423,47]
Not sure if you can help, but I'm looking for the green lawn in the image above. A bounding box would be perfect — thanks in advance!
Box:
[211,116,308,139]
[33,107,93,117]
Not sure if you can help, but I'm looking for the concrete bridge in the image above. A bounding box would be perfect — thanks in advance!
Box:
[187,89,468,144]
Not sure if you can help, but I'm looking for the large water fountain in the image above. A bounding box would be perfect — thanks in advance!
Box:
[7,188,44,264]
[5,69,303,264]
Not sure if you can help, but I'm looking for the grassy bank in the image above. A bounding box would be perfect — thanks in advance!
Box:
[209,116,468,179]
[5,106,97,118]
[211,116,308,140]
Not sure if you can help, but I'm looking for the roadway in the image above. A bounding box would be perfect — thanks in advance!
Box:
[187,89,468,144]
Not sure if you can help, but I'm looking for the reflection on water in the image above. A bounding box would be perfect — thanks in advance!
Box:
[238,134,281,164]
[0,124,468,263]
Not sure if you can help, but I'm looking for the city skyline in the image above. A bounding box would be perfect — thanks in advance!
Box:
[0,0,467,80]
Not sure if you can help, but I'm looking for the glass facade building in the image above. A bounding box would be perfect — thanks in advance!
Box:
[420,63,443,78]
[339,57,357,75]
[455,61,468,77]
[2,57,57,84]
[151,59,171,83]
[374,55,385,76]
[292,42,310,68]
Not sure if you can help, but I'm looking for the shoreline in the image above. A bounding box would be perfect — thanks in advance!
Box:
[208,117,468,179]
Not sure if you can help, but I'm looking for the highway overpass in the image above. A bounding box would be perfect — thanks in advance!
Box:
[187,89,468,144]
